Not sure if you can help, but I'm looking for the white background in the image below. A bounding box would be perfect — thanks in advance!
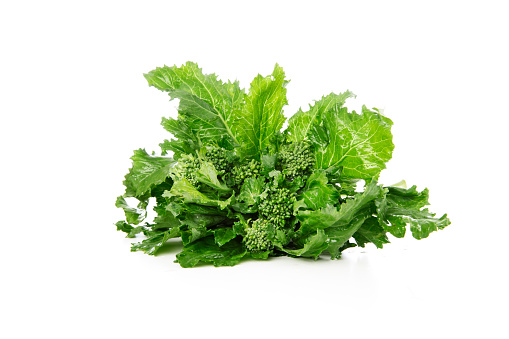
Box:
[1,0,508,338]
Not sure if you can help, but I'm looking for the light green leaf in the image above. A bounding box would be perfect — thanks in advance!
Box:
[232,64,288,158]
[287,91,355,142]
[144,61,244,151]
[311,105,394,179]
[163,178,232,210]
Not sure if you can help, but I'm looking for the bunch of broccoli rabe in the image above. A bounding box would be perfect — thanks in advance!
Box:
[115,62,450,268]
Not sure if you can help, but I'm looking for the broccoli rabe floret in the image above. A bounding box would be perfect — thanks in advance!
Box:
[259,186,295,229]
[279,141,315,179]
[205,146,233,174]
[243,219,272,252]
[170,153,201,187]
[231,159,261,185]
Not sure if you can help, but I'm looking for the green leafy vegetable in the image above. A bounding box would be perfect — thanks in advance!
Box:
[115,62,451,267]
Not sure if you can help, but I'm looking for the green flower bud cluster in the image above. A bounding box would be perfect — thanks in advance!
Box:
[171,154,201,187]
[259,187,295,229]
[280,141,315,179]
[243,219,272,252]
[231,159,261,185]
[205,146,232,174]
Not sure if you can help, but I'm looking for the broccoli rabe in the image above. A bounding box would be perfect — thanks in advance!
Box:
[243,219,272,252]
[170,153,201,187]
[279,141,315,179]
[231,159,262,185]
[259,186,295,229]
[205,146,233,174]
[116,62,451,268]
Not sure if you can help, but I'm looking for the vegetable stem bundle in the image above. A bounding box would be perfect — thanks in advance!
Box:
[115,62,450,267]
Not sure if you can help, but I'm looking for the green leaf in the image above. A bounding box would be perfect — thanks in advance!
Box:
[232,64,288,158]
[352,216,390,248]
[296,180,382,237]
[181,227,211,246]
[327,241,357,260]
[152,205,181,229]
[295,170,340,211]
[159,118,200,157]
[195,161,232,193]
[326,214,370,259]
[144,62,244,151]
[127,225,152,238]
[180,213,227,230]
[213,228,237,247]
[131,228,181,255]
[376,185,451,239]
[115,220,135,237]
[115,196,147,225]
[123,149,176,198]
[311,105,394,179]
[232,177,265,213]
[260,154,277,175]
[176,236,247,268]
[163,178,233,210]
[287,91,355,142]
[280,229,328,259]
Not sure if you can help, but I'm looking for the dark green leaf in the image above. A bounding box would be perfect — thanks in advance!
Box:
[213,228,237,247]
[131,228,181,255]
[280,229,328,259]
[376,185,451,239]
[353,216,390,248]
[115,196,147,225]
[176,236,247,268]
[123,149,176,198]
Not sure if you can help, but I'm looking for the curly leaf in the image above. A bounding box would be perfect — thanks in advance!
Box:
[352,216,390,248]
[376,185,451,239]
